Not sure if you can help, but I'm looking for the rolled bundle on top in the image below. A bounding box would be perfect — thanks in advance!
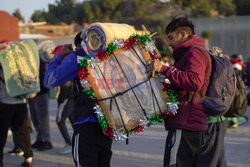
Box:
[37,40,56,63]
[81,22,136,56]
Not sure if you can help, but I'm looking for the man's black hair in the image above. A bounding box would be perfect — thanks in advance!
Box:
[74,31,82,48]
[165,16,195,35]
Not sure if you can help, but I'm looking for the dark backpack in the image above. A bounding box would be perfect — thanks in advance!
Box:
[186,46,236,116]
[224,74,247,117]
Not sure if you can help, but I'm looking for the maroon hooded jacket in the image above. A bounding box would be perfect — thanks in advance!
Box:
[160,35,212,132]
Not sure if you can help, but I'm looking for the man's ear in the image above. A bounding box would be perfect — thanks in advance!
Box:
[181,31,189,40]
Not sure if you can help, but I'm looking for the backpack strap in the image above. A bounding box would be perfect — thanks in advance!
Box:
[183,46,211,102]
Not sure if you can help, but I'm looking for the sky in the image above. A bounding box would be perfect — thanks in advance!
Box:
[0,0,82,23]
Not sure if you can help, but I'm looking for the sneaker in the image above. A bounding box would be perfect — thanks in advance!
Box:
[31,140,43,149]
[59,144,72,154]
[8,148,24,156]
[37,141,53,151]
[21,161,32,167]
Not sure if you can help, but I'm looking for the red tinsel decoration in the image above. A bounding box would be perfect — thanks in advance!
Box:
[149,52,159,60]
[161,112,167,119]
[123,40,131,50]
[131,125,144,134]
[162,111,175,119]
[128,37,137,47]
[96,51,107,61]
[78,67,89,80]
[167,111,175,117]
[162,83,171,91]
[104,126,114,139]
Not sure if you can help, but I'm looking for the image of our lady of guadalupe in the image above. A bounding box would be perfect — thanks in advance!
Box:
[101,49,155,129]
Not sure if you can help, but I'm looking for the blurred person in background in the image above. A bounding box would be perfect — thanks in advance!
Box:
[0,40,33,167]
[28,42,54,151]
[53,45,74,154]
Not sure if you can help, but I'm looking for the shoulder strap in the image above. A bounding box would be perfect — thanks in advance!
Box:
[183,46,210,102]
[183,46,210,69]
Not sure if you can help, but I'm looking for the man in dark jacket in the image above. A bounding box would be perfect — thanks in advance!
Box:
[147,16,212,167]
[43,32,112,167]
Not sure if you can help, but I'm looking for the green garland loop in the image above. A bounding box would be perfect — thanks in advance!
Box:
[98,116,108,129]
[85,89,96,98]
[167,90,177,103]
[149,113,164,125]
[79,56,89,68]
[107,42,116,55]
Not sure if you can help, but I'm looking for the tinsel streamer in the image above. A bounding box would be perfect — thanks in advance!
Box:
[166,102,178,114]
[98,115,108,129]
[80,79,90,89]
[149,52,159,60]
[123,40,131,50]
[113,40,124,49]
[139,116,150,127]
[85,89,96,99]
[161,112,167,119]
[167,89,177,103]
[145,42,155,54]
[149,113,164,125]
[104,126,114,139]
[94,105,108,129]
[106,42,116,55]
[78,68,89,80]
[87,57,97,68]
[140,34,152,44]
[162,83,171,91]
[113,130,127,141]
[79,56,89,68]
[128,37,137,47]
[96,51,107,61]
[131,34,141,41]
[131,125,144,134]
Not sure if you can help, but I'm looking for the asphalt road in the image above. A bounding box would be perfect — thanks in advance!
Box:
[3,99,250,167]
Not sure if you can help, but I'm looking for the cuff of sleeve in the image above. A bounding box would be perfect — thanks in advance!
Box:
[160,65,170,74]
[160,66,177,79]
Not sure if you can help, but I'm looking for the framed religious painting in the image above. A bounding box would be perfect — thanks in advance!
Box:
[77,34,171,140]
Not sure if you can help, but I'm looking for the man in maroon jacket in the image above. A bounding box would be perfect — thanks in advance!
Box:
[147,16,212,167]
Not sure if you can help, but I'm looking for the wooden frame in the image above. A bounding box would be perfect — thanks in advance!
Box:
[88,44,166,132]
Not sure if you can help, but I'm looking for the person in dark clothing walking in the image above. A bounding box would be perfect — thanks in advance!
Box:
[43,32,112,167]
[0,40,33,167]
[146,16,211,167]
[28,55,53,151]
[52,45,75,154]
[56,80,74,154]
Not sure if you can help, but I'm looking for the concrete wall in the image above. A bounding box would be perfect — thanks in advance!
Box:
[192,16,250,60]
